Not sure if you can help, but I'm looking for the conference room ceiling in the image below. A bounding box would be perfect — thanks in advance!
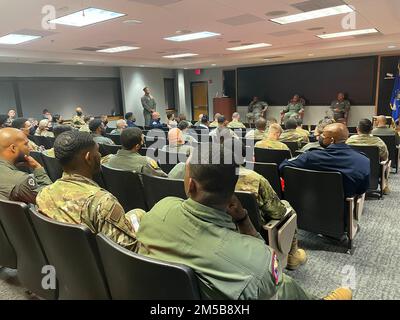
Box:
[0,0,399,68]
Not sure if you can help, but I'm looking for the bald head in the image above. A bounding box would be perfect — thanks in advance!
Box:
[376,115,387,127]
[323,123,349,144]
[0,128,30,163]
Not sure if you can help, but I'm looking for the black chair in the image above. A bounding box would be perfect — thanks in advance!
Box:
[145,137,167,148]
[41,154,63,182]
[350,145,389,198]
[375,135,399,173]
[31,136,54,150]
[96,233,200,300]
[141,173,186,209]
[235,191,262,233]
[281,141,300,155]
[157,149,189,174]
[254,148,292,166]
[101,165,148,211]
[283,167,362,252]
[0,221,17,269]
[246,162,282,199]
[99,144,121,156]
[29,208,110,300]
[105,127,114,134]
[0,200,57,299]
[139,147,158,160]
[30,151,45,167]
[348,127,357,134]
[106,134,121,145]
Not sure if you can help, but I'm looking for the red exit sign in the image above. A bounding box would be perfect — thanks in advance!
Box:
[195,69,201,75]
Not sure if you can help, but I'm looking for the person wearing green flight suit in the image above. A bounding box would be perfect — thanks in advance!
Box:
[281,94,304,123]
[141,87,156,126]
[330,92,351,124]
[137,145,352,300]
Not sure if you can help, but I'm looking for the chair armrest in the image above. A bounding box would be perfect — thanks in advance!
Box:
[345,197,359,240]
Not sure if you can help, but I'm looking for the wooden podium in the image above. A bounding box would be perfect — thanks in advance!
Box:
[213,98,236,121]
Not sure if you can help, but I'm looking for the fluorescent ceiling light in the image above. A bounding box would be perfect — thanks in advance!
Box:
[227,43,271,51]
[164,31,220,42]
[97,46,140,53]
[317,28,379,39]
[163,53,199,58]
[388,45,397,49]
[49,7,125,27]
[270,5,353,24]
[0,34,41,44]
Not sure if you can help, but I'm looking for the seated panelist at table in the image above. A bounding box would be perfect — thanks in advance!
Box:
[330,92,350,124]
[281,95,305,123]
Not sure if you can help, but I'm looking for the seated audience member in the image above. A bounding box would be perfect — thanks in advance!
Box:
[37,130,140,251]
[11,118,40,151]
[0,128,52,204]
[35,119,55,138]
[43,125,73,158]
[5,109,16,127]
[300,118,335,152]
[372,115,400,145]
[139,146,351,300]
[0,114,9,128]
[101,115,109,130]
[245,117,268,140]
[162,128,193,156]
[346,119,389,162]
[51,114,64,128]
[178,120,198,145]
[255,124,290,151]
[228,112,246,129]
[125,112,137,128]
[149,112,166,129]
[89,119,115,145]
[72,106,85,128]
[79,115,93,132]
[209,113,222,128]
[166,113,178,129]
[280,123,370,198]
[177,114,187,123]
[199,115,209,129]
[104,127,167,177]
[281,95,304,123]
[194,114,203,127]
[295,119,310,142]
[110,119,127,135]
[280,118,308,145]
[42,108,52,120]
[209,116,239,141]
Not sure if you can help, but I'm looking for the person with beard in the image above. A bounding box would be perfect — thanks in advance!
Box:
[280,123,370,198]
[0,128,52,204]
[11,118,41,151]
[72,106,85,128]
[89,119,115,145]
[37,130,140,251]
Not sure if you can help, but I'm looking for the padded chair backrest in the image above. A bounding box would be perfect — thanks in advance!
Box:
[254,148,292,166]
[101,144,121,156]
[106,134,121,145]
[29,208,110,300]
[141,174,186,209]
[101,165,148,211]
[0,220,17,269]
[157,149,189,174]
[235,191,262,232]
[96,233,200,300]
[139,147,158,159]
[349,145,380,190]
[282,141,300,155]
[0,200,57,299]
[105,127,114,134]
[41,154,63,182]
[375,135,397,169]
[283,167,345,239]
[30,151,45,167]
[34,136,54,150]
[248,162,282,199]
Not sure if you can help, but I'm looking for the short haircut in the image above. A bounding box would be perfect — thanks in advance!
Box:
[143,87,148,91]
[53,114,61,122]
[89,119,103,132]
[54,130,96,166]
[178,120,190,131]
[0,114,8,127]
[178,114,186,121]
[121,127,143,150]
[189,144,238,203]
[285,118,298,130]
[53,125,73,138]
[217,115,225,124]
[167,113,174,120]
[232,112,240,118]
[296,118,303,126]
[316,118,335,134]
[268,123,283,134]
[358,118,373,134]
[255,118,267,130]
[11,118,28,129]
[83,115,91,123]
[125,112,133,120]
[42,109,49,114]
[38,119,49,128]
[201,115,209,123]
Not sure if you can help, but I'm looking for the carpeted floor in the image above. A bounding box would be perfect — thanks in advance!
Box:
[0,172,399,300]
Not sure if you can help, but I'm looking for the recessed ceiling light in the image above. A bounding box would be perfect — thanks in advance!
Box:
[317,28,379,39]
[270,5,353,25]
[226,43,272,51]
[388,45,397,49]
[164,31,220,42]
[0,33,42,44]
[97,46,140,53]
[123,19,142,24]
[163,53,199,58]
[49,7,126,27]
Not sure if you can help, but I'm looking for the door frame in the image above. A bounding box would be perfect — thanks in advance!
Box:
[190,81,209,121]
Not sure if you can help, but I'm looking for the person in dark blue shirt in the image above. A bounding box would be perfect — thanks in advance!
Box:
[280,123,370,197]
[125,112,138,128]
[149,111,166,129]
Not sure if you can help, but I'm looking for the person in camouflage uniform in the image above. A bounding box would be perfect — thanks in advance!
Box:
[36,130,141,251]
[247,97,268,124]
[255,123,290,151]
[0,128,52,204]
[104,127,167,177]
[228,112,246,129]
[245,117,268,140]
[280,119,308,149]
[43,125,73,158]
[72,106,86,128]
[372,115,400,145]
[209,113,222,128]
[11,118,41,151]
[300,118,335,153]
[281,95,304,123]
[79,116,93,133]
[295,119,310,142]
[330,93,350,124]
